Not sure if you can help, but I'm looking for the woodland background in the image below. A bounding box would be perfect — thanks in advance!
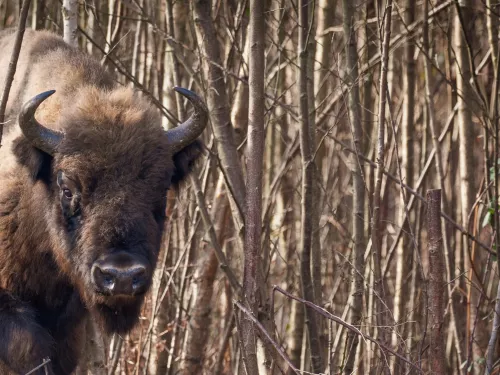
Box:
[1,0,499,374]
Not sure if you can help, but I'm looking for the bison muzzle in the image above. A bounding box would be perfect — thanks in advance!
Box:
[0,29,208,374]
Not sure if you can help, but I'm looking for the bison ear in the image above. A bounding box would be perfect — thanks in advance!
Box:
[12,136,53,181]
[171,140,203,185]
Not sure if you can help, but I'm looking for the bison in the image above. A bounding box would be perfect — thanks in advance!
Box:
[0,29,207,374]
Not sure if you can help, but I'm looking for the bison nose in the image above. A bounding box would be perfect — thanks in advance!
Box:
[91,254,149,296]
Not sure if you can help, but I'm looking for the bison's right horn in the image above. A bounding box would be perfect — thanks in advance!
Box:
[19,90,63,156]
[165,87,208,152]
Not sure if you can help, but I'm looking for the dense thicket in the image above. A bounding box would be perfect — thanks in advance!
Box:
[2,1,500,374]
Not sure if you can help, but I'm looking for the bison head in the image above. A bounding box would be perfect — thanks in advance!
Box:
[14,87,207,333]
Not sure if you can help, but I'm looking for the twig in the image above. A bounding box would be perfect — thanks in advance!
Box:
[25,358,52,375]
[314,0,454,129]
[234,300,301,375]
[77,26,179,125]
[272,285,423,373]
[190,172,242,293]
[323,131,495,256]
[382,105,457,277]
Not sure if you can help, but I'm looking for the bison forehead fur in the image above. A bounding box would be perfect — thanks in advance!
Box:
[0,29,206,374]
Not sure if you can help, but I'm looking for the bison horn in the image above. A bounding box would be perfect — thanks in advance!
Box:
[19,90,63,156]
[166,87,208,152]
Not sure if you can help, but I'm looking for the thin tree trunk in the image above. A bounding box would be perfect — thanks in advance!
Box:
[362,0,377,249]
[422,0,463,369]
[268,5,302,373]
[287,297,304,375]
[131,0,144,82]
[486,0,498,70]
[297,0,323,372]
[454,1,481,372]
[371,2,392,374]
[102,0,123,66]
[361,5,376,367]
[191,0,246,238]
[392,1,415,370]
[169,8,239,366]
[62,0,78,47]
[180,183,230,374]
[240,0,265,373]
[0,0,32,146]
[107,335,122,375]
[146,252,172,375]
[314,0,335,115]
[341,0,365,373]
[427,189,445,375]
[313,6,334,317]
[231,31,249,146]
[85,0,97,56]
[307,10,324,361]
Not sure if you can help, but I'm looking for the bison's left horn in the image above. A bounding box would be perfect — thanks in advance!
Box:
[19,90,63,156]
[166,87,208,152]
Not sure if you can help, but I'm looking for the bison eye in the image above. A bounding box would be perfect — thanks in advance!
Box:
[63,188,73,199]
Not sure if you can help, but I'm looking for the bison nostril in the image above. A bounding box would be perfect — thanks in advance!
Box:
[91,265,118,295]
[103,275,114,286]
[129,268,147,293]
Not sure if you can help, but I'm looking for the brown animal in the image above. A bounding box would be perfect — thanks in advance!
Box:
[0,29,207,374]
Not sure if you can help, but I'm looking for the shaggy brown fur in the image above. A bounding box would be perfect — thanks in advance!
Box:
[0,29,202,374]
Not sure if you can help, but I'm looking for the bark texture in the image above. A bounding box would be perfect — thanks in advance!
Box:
[427,189,445,375]
[393,0,415,359]
[62,0,78,47]
[454,2,483,372]
[240,0,266,373]
[341,0,365,372]
[298,0,324,372]
[371,2,393,374]
[191,0,246,233]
